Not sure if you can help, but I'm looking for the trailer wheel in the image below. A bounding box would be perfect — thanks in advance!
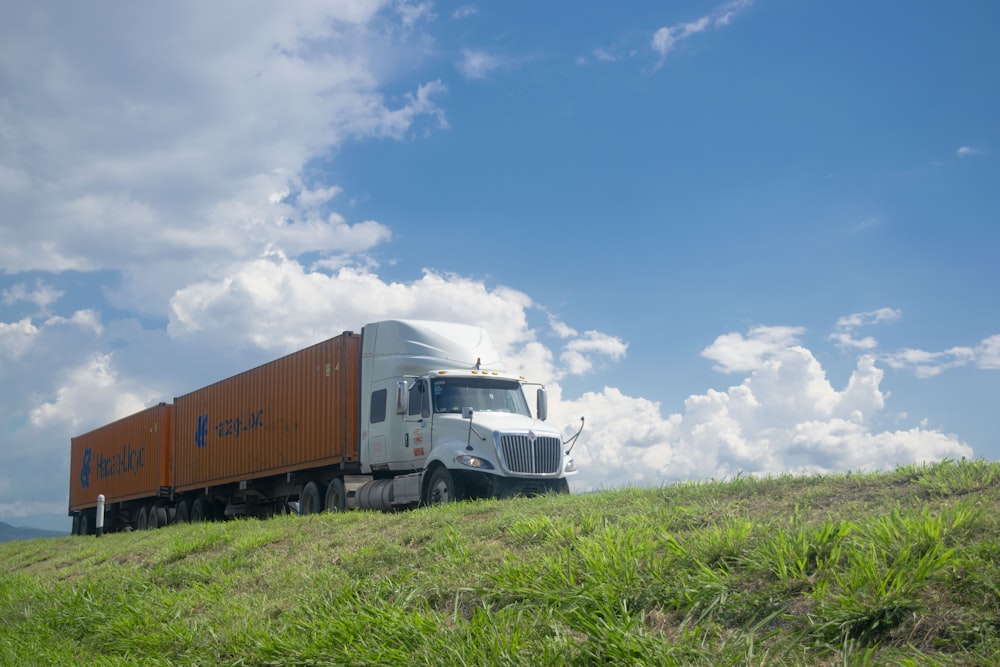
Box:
[71,514,81,536]
[425,467,460,505]
[324,478,346,513]
[148,506,168,529]
[300,481,325,515]
[79,512,91,536]
[191,496,214,523]
[175,499,191,524]
[136,504,150,530]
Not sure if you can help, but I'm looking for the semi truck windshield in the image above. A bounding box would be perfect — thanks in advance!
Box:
[432,378,531,416]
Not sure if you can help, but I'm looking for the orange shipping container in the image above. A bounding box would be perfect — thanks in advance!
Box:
[173,332,361,492]
[69,403,174,511]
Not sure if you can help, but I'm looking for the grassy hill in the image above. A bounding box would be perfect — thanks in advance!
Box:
[2,459,999,666]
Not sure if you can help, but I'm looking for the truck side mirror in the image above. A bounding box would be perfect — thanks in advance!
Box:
[536,387,548,421]
[395,380,408,415]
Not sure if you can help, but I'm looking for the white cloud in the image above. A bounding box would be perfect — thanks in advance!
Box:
[957,145,986,157]
[830,307,901,350]
[28,353,157,435]
[560,331,628,376]
[2,280,64,313]
[564,333,971,491]
[979,335,1000,369]
[457,49,502,80]
[451,6,477,20]
[701,325,805,373]
[827,309,1000,378]
[396,1,435,27]
[0,2,446,284]
[44,310,104,336]
[884,344,979,378]
[0,308,103,359]
[0,319,39,358]
[652,0,752,64]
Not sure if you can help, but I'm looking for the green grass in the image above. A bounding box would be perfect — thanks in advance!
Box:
[3,458,1000,665]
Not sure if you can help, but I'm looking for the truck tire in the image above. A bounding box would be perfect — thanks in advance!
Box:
[191,496,214,523]
[425,467,461,505]
[79,512,91,536]
[175,499,191,524]
[71,514,81,536]
[324,478,346,513]
[148,506,168,529]
[552,478,570,494]
[300,481,325,515]
[136,504,150,530]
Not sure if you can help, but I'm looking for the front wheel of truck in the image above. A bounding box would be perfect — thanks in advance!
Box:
[425,467,461,505]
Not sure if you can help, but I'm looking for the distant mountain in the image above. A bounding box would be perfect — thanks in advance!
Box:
[0,521,68,542]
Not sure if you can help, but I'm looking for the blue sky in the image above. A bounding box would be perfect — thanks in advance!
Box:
[1,1,997,531]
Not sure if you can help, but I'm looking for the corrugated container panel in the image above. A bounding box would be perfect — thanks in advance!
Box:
[68,403,173,511]
[173,332,361,492]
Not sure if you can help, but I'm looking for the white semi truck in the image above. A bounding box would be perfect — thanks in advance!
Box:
[354,319,582,510]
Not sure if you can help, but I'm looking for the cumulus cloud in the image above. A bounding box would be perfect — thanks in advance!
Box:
[28,353,157,436]
[560,330,629,376]
[0,319,39,359]
[565,331,971,491]
[0,2,446,281]
[701,325,805,373]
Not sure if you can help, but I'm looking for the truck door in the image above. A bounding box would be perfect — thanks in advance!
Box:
[399,379,431,468]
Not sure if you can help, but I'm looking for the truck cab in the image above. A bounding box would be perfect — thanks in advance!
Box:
[358,320,577,508]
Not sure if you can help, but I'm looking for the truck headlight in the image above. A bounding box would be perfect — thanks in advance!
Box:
[564,457,578,473]
[456,454,494,470]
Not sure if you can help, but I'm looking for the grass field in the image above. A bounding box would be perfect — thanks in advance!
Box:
[2,458,999,665]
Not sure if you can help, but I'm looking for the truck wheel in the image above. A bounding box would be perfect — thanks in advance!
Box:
[136,504,150,530]
[191,496,214,523]
[324,478,346,513]
[79,512,91,536]
[300,481,325,515]
[148,506,168,529]
[552,478,570,494]
[71,514,81,536]
[175,499,191,524]
[425,467,460,505]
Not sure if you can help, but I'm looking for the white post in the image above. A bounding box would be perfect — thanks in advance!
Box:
[95,494,105,537]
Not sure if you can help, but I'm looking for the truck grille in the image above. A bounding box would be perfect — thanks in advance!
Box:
[499,435,562,474]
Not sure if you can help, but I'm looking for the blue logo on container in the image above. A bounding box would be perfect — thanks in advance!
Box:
[195,414,209,448]
[80,448,92,489]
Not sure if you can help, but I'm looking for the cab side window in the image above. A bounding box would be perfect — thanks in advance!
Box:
[370,388,387,423]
